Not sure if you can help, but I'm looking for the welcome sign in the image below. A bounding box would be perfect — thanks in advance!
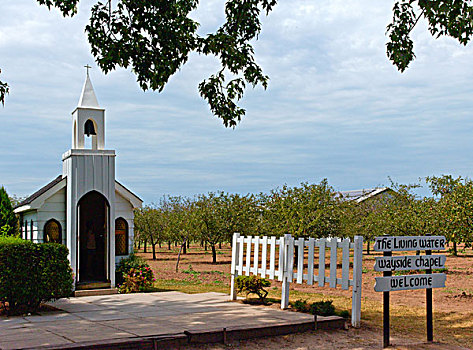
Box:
[375,273,446,292]
[374,255,446,272]
[374,236,446,252]
[374,235,447,347]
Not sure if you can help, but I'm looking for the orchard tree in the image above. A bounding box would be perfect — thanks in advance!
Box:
[194,192,227,264]
[427,175,473,255]
[262,181,341,239]
[218,192,261,241]
[366,183,435,239]
[134,206,165,260]
[3,1,473,124]
[0,186,17,236]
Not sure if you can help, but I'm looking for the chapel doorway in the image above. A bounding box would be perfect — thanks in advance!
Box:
[78,191,109,283]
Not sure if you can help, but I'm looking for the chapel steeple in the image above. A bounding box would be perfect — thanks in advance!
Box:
[71,67,106,150]
[78,68,99,108]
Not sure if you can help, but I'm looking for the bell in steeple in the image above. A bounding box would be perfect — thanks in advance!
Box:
[84,119,97,137]
[71,66,105,150]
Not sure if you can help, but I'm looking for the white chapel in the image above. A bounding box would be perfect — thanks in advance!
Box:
[14,71,142,290]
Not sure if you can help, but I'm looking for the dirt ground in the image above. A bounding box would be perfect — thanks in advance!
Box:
[189,327,469,350]
[137,243,473,349]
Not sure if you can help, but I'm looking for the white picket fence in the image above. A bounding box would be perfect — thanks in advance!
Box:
[230,233,363,328]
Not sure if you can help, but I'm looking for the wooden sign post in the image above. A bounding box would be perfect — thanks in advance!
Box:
[374,235,446,348]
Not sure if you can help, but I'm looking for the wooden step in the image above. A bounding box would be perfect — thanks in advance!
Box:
[74,288,118,297]
[76,282,111,290]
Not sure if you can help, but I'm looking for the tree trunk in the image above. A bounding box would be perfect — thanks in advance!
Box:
[159,242,162,248]
[219,242,222,249]
[168,241,171,250]
[137,239,141,250]
[152,243,157,260]
[367,241,370,255]
[453,241,458,256]
[187,240,190,249]
[183,241,187,254]
[200,240,204,247]
[176,238,188,272]
[144,239,147,253]
[204,241,208,251]
[211,244,217,264]
[175,241,178,247]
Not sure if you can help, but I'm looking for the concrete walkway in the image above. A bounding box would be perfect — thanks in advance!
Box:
[0,292,325,349]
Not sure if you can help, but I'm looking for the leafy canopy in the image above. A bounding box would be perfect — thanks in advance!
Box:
[387,0,473,72]
[2,1,473,124]
[0,186,17,236]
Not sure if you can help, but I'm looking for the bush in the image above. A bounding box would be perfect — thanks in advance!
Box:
[0,187,17,236]
[337,310,350,319]
[116,253,155,293]
[0,237,73,315]
[118,266,155,294]
[310,300,336,316]
[235,275,271,302]
[116,253,148,285]
[292,299,310,312]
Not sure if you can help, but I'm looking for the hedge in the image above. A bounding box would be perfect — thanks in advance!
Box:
[0,236,73,315]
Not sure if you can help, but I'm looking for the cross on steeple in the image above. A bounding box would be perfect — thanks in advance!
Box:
[84,64,92,76]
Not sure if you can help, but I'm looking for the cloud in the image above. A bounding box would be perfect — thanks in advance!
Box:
[1,0,473,202]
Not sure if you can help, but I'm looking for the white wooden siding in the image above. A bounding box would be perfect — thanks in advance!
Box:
[37,188,67,244]
[114,191,135,264]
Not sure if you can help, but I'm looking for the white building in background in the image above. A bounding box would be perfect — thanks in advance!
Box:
[14,71,142,290]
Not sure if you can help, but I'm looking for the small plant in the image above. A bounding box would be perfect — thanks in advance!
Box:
[309,300,336,316]
[292,299,310,312]
[118,266,155,294]
[433,268,448,273]
[235,275,271,302]
[337,310,350,319]
[183,264,200,276]
[116,253,149,285]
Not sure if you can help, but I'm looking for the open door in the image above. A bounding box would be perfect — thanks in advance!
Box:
[77,191,109,283]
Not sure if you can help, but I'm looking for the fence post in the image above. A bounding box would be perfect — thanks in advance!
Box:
[230,232,240,300]
[351,235,363,328]
[281,234,292,309]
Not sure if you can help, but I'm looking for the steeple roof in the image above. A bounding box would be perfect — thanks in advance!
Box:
[78,73,100,108]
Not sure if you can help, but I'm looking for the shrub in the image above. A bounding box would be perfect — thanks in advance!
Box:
[0,187,17,236]
[0,237,73,315]
[118,266,155,293]
[116,253,148,285]
[235,275,271,302]
[310,300,336,316]
[292,299,310,312]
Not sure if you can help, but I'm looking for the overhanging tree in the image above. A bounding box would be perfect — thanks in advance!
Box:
[3,1,473,123]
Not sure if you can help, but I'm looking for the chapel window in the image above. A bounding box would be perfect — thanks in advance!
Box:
[44,219,62,244]
[115,218,128,256]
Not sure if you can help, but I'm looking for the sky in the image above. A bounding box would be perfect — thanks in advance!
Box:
[1,0,473,203]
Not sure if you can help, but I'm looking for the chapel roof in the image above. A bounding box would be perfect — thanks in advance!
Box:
[15,175,63,208]
[336,187,391,203]
[78,73,100,108]
[15,175,142,210]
